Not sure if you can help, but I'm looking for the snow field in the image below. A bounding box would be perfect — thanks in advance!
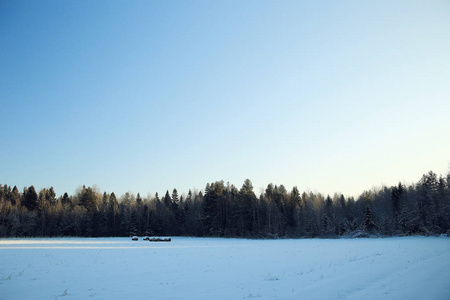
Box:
[0,237,449,299]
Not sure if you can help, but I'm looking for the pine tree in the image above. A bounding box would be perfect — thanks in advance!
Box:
[47,187,56,203]
[0,185,4,205]
[80,187,98,212]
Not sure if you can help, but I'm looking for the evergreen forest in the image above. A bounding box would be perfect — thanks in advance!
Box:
[1,170,449,238]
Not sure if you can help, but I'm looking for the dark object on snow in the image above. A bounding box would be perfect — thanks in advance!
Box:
[143,236,150,241]
[149,237,171,242]
[131,236,138,241]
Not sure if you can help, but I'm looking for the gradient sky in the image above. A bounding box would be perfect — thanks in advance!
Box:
[1,1,449,198]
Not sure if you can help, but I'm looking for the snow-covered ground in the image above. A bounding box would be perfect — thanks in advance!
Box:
[0,237,449,299]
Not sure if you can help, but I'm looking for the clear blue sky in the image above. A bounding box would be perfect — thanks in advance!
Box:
[1,1,449,198]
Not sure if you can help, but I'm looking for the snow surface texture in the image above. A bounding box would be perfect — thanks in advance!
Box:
[0,237,449,300]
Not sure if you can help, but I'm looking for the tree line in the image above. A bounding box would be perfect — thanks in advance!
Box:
[0,170,449,238]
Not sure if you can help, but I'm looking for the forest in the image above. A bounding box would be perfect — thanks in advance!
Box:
[0,170,449,238]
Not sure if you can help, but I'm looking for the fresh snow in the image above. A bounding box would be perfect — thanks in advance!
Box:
[0,237,449,299]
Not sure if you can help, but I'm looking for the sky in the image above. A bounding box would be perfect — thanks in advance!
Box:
[1,1,449,199]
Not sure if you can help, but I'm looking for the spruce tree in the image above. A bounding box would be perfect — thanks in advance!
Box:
[11,186,20,206]
[23,186,38,211]
[61,192,71,207]
[239,179,257,236]
[391,183,404,222]
[364,205,377,233]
